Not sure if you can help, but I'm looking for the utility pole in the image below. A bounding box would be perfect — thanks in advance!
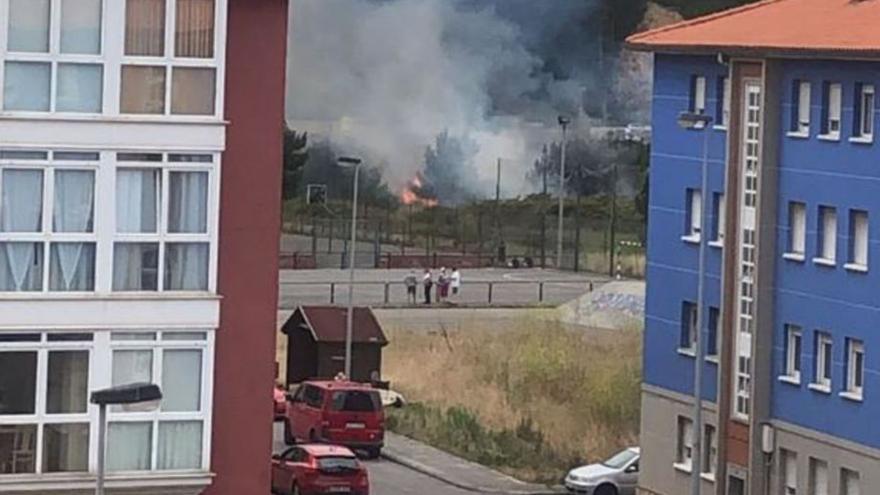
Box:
[540,167,547,269]
[608,161,619,278]
[556,116,570,269]
[495,158,502,246]
[574,193,582,272]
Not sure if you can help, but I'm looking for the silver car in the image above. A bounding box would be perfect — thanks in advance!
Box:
[564,447,640,495]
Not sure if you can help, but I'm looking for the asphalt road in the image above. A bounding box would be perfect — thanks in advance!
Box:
[278,268,606,309]
[271,422,482,495]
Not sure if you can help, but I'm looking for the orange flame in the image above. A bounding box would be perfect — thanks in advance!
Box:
[401,175,438,207]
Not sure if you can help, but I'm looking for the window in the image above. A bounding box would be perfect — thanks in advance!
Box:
[821,82,842,139]
[113,156,212,292]
[813,333,832,391]
[716,76,730,128]
[685,188,702,240]
[675,416,694,470]
[0,156,97,292]
[841,469,860,495]
[809,458,828,495]
[816,206,837,264]
[707,307,719,359]
[845,339,864,399]
[703,424,717,477]
[854,84,874,141]
[3,0,104,113]
[787,202,807,259]
[690,76,707,116]
[680,301,697,353]
[122,0,218,116]
[847,210,868,270]
[781,449,797,495]
[784,325,802,383]
[0,334,93,475]
[711,193,725,245]
[791,80,811,135]
[108,330,210,472]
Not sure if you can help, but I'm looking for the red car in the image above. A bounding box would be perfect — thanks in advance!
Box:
[284,381,384,458]
[275,384,288,420]
[271,444,369,495]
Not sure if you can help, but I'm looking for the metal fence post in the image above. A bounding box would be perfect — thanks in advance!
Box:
[384,283,390,304]
[330,283,335,304]
[488,282,493,304]
[538,282,544,303]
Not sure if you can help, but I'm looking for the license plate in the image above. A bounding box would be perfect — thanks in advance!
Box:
[346,422,365,429]
[328,487,351,493]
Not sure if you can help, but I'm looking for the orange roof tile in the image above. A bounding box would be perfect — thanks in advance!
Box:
[627,0,880,57]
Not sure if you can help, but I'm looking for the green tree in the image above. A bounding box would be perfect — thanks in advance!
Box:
[282,126,308,201]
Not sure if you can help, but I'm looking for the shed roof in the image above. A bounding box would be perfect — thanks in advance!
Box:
[626,0,880,58]
[289,306,388,345]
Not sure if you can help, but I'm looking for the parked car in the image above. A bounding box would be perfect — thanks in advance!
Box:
[271,444,369,495]
[275,384,289,420]
[376,388,405,408]
[564,447,640,495]
[284,380,385,458]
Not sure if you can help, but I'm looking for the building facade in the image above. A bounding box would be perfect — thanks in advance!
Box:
[0,0,286,494]
[629,1,880,494]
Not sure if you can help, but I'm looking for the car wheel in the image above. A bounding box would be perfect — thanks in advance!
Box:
[595,483,618,495]
[366,447,381,459]
[283,421,295,445]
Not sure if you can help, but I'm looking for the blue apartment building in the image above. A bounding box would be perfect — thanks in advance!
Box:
[628,1,880,494]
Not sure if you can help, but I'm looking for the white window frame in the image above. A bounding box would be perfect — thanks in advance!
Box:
[715,76,730,130]
[701,424,717,480]
[119,0,223,118]
[781,449,798,495]
[785,202,806,262]
[709,193,725,248]
[841,468,860,495]
[107,329,214,472]
[0,329,215,478]
[814,206,837,266]
[821,83,842,141]
[679,301,697,355]
[683,188,702,243]
[674,416,694,472]
[113,153,216,293]
[692,76,706,117]
[809,458,828,495]
[780,324,802,384]
[811,333,832,393]
[0,152,99,293]
[852,84,875,143]
[0,332,95,475]
[789,81,811,137]
[1,0,107,115]
[843,339,864,401]
[846,210,868,272]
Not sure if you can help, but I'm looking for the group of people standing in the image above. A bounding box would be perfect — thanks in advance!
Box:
[404,267,461,304]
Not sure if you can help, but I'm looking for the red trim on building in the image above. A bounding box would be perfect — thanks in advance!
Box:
[207,0,288,494]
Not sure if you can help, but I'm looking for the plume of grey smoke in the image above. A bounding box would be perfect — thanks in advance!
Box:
[286,0,600,199]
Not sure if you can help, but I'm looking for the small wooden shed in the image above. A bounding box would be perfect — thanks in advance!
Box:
[281,306,388,384]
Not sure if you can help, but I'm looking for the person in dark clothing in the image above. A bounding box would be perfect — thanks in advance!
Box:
[422,268,433,304]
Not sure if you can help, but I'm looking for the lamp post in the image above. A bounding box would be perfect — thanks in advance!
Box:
[339,156,363,379]
[677,111,713,495]
[556,115,570,269]
[90,383,162,495]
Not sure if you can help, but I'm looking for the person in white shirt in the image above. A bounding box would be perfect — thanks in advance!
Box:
[451,267,461,296]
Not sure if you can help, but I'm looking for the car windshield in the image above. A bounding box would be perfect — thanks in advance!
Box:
[317,456,359,472]
[602,449,637,469]
[330,390,381,412]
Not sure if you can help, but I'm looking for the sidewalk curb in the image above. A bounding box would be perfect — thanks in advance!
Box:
[380,449,565,495]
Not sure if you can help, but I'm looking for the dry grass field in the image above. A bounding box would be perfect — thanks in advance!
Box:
[382,319,642,483]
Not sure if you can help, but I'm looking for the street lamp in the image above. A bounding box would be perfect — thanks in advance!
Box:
[556,115,570,269]
[338,155,363,379]
[90,383,162,495]
[677,111,713,495]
